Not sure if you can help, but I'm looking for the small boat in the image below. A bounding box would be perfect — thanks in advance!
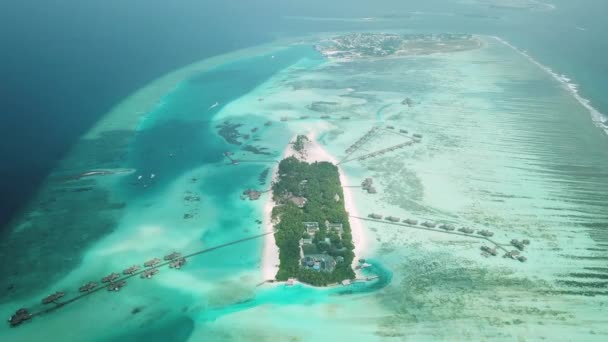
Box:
[150,173,155,179]
[209,102,219,110]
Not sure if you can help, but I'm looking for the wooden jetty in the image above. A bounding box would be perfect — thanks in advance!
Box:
[340,141,415,165]
[353,215,514,255]
[7,231,274,327]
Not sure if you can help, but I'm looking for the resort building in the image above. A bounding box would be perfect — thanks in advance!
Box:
[325,222,344,236]
[301,254,337,272]
[290,196,308,208]
[303,222,320,235]
[300,238,313,245]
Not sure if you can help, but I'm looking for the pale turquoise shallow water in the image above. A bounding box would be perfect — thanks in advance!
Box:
[2,5,608,338]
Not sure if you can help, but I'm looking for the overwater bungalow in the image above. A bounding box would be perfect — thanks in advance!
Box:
[518,256,527,262]
[280,117,289,121]
[403,218,418,225]
[511,239,525,251]
[144,258,161,267]
[413,133,423,139]
[440,224,456,231]
[386,125,395,129]
[79,282,98,293]
[141,269,159,279]
[101,273,120,283]
[169,258,187,269]
[477,230,494,237]
[368,213,383,220]
[264,121,273,126]
[421,221,437,228]
[340,116,350,120]
[107,281,127,292]
[8,308,32,327]
[42,291,65,305]
[400,129,408,134]
[480,246,497,256]
[386,216,400,223]
[164,252,182,261]
[458,227,475,234]
[299,115,309,119]
[122,265,141,275]
[503,250,520,259]
[522,239,530,245]
[320,115,330,119]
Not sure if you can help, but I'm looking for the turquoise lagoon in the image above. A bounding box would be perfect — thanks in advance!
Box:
[2,33,608,341]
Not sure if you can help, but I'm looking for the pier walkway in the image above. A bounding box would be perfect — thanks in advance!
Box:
[338,140,416,165]
[339,127,381,164]
[14,232,273,322]
[350,216,509,253]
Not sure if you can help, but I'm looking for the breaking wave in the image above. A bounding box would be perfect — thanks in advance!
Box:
[493,36,608,135]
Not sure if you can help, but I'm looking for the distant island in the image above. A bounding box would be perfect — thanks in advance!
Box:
[271,156,355,286]
[315,32,481,60]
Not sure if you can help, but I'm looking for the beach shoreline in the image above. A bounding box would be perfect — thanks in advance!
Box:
[260,128,368,281]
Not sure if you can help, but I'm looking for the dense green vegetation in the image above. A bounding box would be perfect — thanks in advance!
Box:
[292,135,309,153]
[272,156,355,286]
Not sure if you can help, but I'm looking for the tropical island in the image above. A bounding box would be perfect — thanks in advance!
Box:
[315,32,481,60]
[271,156,356,286]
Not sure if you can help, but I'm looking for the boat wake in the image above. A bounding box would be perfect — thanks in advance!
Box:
[493,36,608,135]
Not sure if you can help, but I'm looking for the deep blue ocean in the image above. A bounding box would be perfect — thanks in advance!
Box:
[1,0,607,229]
